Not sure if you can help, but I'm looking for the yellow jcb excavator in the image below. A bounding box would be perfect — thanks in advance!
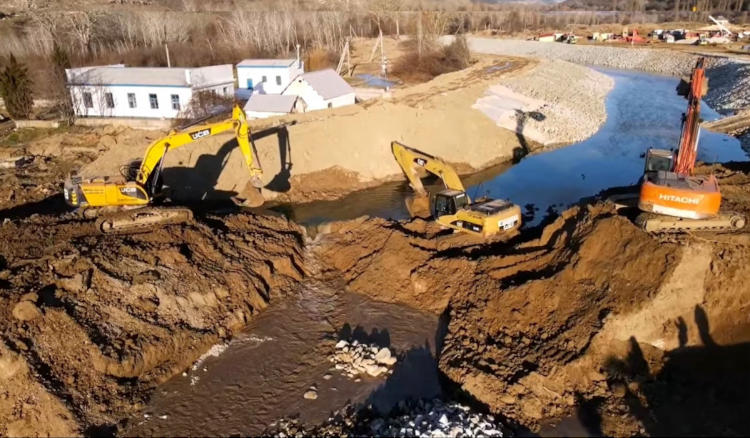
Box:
[391,141,522,240]
[64,104,264,234]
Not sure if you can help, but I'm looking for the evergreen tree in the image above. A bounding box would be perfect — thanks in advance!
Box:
[0,54,34,120]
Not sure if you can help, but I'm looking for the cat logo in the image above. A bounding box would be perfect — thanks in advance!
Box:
[190,129,211,141]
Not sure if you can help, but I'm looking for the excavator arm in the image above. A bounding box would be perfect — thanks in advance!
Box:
[136,105,263,197]
[674,57,707,176]
[391,141,466,196]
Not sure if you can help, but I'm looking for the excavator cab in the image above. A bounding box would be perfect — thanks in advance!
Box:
[432,189,469,218]
[644,148,675,178]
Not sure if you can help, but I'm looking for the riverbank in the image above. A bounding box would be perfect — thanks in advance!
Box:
[461,37,750,115]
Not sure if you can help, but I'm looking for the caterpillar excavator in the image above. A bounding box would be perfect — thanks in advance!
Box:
[64,104,264,234]
[638,57,745,232]
[391,141,522,243]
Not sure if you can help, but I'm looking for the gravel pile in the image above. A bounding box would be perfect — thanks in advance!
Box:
[502,59,614,145]
[461,37,750,115]
[329,339,397,379]
[267,399,508,438]
[703,61,750,113]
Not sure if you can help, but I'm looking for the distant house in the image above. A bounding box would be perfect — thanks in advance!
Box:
[236,58,304,94]
[282,69,355,111]
[243,94,306,119]
[66,64,234,119]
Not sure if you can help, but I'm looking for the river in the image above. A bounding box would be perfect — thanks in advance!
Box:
[274,68,748,227]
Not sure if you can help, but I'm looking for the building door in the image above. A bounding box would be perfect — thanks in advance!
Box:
[247,79,253,90]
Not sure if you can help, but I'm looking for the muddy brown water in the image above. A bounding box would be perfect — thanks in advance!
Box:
[125,279,442,436]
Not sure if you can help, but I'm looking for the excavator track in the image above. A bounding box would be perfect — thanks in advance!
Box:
[95,207,194,234]
[635,211,746,233]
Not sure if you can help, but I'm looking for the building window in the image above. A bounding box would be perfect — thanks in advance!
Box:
[275,75,282,86]
[171,94,180,111]
[83,92,93,109]
[149,93,158,109]
[105,92,114,109]
[262,75,267,82]
[328,102,333,109]
[246,79,253,90]
[223,86,228,96]
[127,93,136,108]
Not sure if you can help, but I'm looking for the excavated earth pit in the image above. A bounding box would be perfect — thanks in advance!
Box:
[1,160,749,436]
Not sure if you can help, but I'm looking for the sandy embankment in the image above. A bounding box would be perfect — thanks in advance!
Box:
[78,57,613,204]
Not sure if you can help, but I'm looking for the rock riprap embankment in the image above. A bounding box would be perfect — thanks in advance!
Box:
[462,37,750,115]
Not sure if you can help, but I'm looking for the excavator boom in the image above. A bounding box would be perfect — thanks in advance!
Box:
[674,57,706,175]
[136,105,262,196]
[391,141,466,196]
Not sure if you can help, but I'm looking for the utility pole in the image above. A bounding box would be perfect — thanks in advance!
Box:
[165,44,171,68]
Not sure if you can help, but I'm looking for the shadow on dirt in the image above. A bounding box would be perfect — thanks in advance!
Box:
[337,323,392,348]
[161,125,293,202]
[366,342,442,414]
[0,193,69,220]
[261,125,293,193]
[599,305,750,436]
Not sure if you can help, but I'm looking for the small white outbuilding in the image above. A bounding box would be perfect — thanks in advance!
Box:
[243,94,306,119]
[236,58,304,95]
[282,69,356,111]
[66,64,234,119]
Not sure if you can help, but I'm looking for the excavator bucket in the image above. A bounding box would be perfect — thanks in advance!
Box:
[405,194,431,219]
[232,178,265,208]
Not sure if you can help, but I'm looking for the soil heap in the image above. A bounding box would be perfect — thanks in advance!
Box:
[311,161,750,436]
[0,212,305,435]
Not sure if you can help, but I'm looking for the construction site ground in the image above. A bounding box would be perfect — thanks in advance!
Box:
[1,40,750,436]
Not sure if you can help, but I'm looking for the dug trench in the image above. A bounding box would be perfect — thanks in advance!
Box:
[1,161,749,436]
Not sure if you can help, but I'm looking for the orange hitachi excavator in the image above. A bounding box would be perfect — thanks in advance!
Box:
[638,57,745,232]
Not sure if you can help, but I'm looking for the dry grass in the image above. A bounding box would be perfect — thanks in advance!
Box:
[305,48,339,71]
[391,35,472,83]
[1,0,741,98]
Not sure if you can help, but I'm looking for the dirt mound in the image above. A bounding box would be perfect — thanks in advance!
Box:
[438,208,679,430]
[312,216,485,314]
[0,212,305,433]
[312,162,750,435]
